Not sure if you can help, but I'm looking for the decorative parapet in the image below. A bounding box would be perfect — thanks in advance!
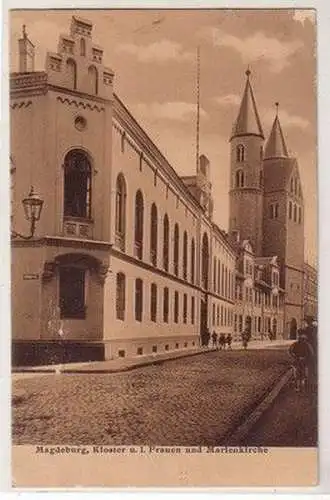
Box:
[10,71,48,90]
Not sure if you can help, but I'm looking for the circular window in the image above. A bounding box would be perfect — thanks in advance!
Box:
[74,115,87,131]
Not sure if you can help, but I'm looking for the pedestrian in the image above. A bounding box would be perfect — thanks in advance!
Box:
[219,333,226,350]
[241,329,250,350]
[289,332,314,392]
[212,331,218,348]
[226,333,232,350]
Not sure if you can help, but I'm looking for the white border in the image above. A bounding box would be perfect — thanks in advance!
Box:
[1,0,330,496]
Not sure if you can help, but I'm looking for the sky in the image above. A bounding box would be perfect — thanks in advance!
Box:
[9,9,317,265]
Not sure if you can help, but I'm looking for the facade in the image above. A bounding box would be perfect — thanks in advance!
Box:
[11,17,239,364]
[303,263,318,322]
[229,70,305,339]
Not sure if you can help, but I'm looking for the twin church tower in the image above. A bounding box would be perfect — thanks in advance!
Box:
[229,69,305,331]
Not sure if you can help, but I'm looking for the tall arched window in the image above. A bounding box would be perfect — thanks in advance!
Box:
[288,200,292,219]
[217,259,220,294]
[213,257,217,292]
[174,291,179,324]
[221,263,224,296]
[115,174,126,251]
[236,144,245,162]
[135,278,143,322]
[173,223,179,276]
[150,283,157,322]
[80,38,86,56]
[116,272,126,320]
[183,231,188,280]
[150,203,158,266]
[190,238,195,284]
[163,287,169,323]
[66,58,77,90]
[88,65,98,95]
[224,267,228,298]
[64,149,92,218]
[201,232,209,289]
[134,190,144,260]
[163,213,169,271]
[235,169,244,188]
[293,203,297,222]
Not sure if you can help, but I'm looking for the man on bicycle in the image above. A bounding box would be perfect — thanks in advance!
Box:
[289,332,314,392]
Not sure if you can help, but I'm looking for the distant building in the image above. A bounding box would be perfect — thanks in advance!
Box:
[229,70,305,340]
[303,263,318,322]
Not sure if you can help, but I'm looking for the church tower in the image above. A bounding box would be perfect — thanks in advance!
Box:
[229,69,264,255]
[262,104,305,338]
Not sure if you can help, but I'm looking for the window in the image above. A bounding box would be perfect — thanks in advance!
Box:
[183,231,188,280]
[80,38,86,56]
[150,283,157,322]
[183,294,187,324]
[116,272,125,320]
[174,291,179,323]
[270,203,279,219]
[221,305,223,326]
[64,150,92,219]
[235,169,244,188]
[290,177,294,193]
[213,257,217,292]
[293,203,297,222]
[202,233,209,289]
[236,144,245,162]
[294,177,298,196]
[66,58,77,89]
[134,190,144,260]
[163,214,169,271]
[59,266,86,319]
[289,200,292,219]
[115,174,126,250]
[150,203,158,266]
[258,317,261,333]
[239,315,243,332]
[173,223,179,276]
[191,296,195,324]
[221,263,224,296]
[190,238,195,283]
[234,314,237,333]
[217,305,220,326]
[88,65,98,95]
[212,303,215,325]
[298,206,302,224]
[217,260,220,294]
[163,287,169,323]
[135,278,143,322]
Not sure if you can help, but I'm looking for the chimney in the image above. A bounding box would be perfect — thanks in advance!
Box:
[18,25,35,73]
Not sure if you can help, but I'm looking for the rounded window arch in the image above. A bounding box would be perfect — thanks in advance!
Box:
[63,149,92,218]
[115,173,127,250]
[236,144,245,162]
[66,58,77,90]
[88,65,98,95]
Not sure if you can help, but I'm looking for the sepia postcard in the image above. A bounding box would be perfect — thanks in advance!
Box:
[9,7,318,489]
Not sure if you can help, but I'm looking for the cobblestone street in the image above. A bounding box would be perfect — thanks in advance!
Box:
[13,349,290,446]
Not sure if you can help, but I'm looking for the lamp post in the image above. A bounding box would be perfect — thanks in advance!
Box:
[11,186,44,240]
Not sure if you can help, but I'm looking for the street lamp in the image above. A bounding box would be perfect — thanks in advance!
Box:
[11,186,44,240]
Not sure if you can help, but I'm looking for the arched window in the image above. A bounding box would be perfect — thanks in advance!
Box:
[213,257,217,292]
[183,231,188,280]
[294,177,298,196]
[174,291,179,323]
[235,169,244,188]
[236,144,245,162]
[135,278,143,322]
[224,267,228,298]
[116,272,125,320]
[293,203,297,222]
[298,206,302,224]
[191,296,195,325]
[190,238,195,284]
[88,65,98,95]
[217,260,221,294]
[150,283,157,322]
[150,203,158,266]
[201,232,209,289]
[288,200,292,219]
[66,58,77,90]
[163,287,169,323]
[163,214,169,271]
[80,38,86,56]
[115,174,126,251]
[134,190,144,260]
[221,263,224,296]
[173,223,179,276]
[183,294,187,324]
[64,149,92,218]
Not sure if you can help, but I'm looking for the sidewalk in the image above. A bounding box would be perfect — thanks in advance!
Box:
[12,339,293,377]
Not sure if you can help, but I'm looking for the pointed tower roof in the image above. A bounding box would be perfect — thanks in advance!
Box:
[264,103,289,159]
[231,68,264,141]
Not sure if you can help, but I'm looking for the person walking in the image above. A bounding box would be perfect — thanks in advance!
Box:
[219,333,226,350]
[241,329,250,350]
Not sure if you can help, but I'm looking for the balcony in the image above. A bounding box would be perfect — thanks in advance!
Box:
[63,217,93,239]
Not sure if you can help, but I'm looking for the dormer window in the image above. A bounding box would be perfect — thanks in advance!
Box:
[236,144,245,162]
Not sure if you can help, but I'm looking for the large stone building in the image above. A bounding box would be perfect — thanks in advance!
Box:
[229,70,305,340]
[11,16,305,365]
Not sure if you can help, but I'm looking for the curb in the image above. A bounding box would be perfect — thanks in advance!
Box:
[225,368,293,445]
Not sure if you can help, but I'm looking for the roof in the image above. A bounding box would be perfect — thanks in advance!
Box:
[264,113,289,159]
[230,70,264,140]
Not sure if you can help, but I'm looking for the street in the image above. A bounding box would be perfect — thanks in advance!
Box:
[13,348,291,446]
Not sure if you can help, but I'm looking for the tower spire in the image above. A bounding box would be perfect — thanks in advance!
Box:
[230,68,264,141]
[264,102,289,159]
